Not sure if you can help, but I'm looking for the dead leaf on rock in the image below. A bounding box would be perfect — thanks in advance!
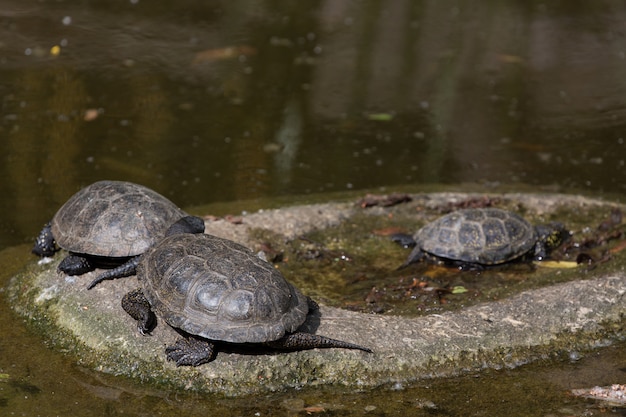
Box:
[358,193,412,208]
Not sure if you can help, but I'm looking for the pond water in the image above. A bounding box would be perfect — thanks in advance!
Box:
[1,1,625,415]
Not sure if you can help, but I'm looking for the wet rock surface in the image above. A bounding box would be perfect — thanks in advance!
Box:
[7,192,626,395]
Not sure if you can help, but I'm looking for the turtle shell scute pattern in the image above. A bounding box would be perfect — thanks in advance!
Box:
[415,208,537,265]
[51,181,186,258]
[138,233,309,344]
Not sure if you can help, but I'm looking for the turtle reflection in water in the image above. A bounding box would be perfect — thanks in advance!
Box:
[395,208,568,269]
[31,180,190,289]
[122,217,372,366]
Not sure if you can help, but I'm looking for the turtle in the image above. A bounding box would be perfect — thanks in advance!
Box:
[121,216,372,366]
[396,207,567,269]
[31,180,202,289]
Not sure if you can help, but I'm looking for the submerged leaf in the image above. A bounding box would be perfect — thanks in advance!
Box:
[366,113,394,121]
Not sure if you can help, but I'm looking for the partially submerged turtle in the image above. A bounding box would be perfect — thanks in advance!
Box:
[122,217,372,366]
[397,208,567,268]
[32,180,195,289]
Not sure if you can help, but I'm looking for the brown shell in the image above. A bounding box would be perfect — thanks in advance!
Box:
[137,233,309,344]
[412,208,537,265]
[51,181,186,258]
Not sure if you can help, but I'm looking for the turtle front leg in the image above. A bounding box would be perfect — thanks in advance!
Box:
[58,254,96,276]
[165,337,217,366]
[397,246,426,270]
[121,288,156,335]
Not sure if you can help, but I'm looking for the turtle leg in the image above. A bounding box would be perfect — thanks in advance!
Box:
[32,222,57,257]
[457,261,485,271]
[121,288,156,335]
[58,254,96,276]
[397,247,425,270]
[87,256,141,290]
[165,337,217,366]
[266,332,372,353]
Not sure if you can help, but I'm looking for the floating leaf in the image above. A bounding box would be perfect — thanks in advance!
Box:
[84,108,100,121]
[366,113,394,121]
[192,45,257,64]
[451,286,468,294]
[304,405,326,413]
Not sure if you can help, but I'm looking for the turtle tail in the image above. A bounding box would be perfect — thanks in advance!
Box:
[266,332,372,353]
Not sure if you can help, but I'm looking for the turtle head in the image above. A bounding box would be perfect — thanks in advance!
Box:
[166,216,206,236]
[32,223,58,257]
[533,222,570,260]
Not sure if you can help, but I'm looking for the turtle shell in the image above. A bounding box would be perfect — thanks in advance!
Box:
[414,208,537,265]
[137,233,309,344]
[51,181,186,258]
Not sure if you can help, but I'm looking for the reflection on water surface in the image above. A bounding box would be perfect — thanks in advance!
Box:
[1,1,625,415]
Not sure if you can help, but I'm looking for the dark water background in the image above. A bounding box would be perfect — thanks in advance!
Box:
[1,1,625,415]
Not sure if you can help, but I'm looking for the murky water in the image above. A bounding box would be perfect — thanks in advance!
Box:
[1,1,626,415]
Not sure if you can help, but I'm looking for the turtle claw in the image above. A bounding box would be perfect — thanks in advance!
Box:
[165,337,216,367]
